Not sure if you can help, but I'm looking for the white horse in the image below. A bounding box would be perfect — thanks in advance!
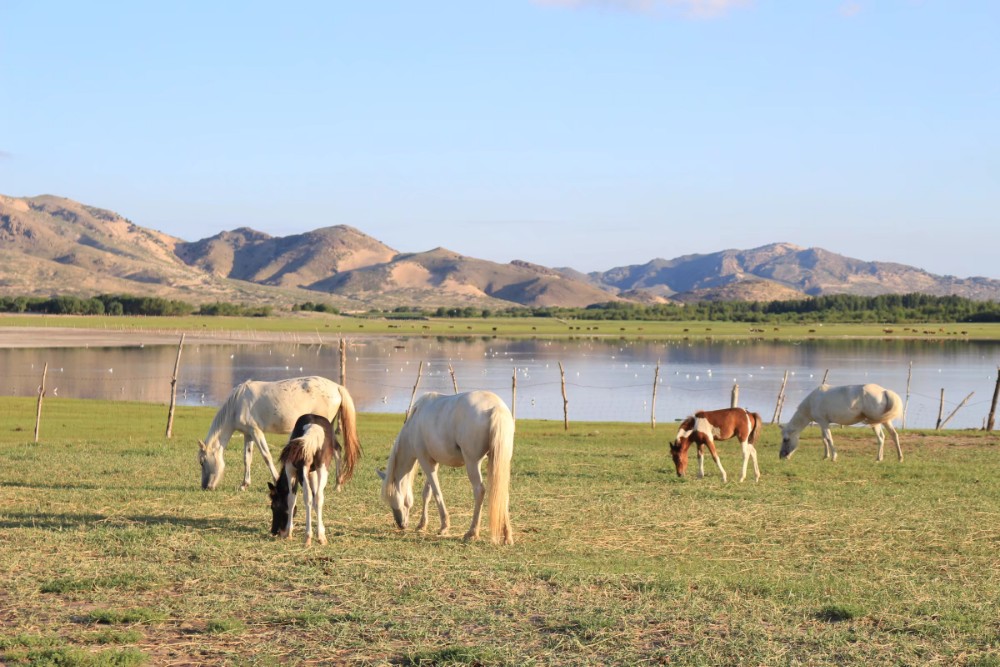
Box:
[198,376,361,491]
[780,383,903,462]
[377,391,514,545]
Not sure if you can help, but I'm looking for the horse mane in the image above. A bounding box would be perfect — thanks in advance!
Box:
[205,381,250,446]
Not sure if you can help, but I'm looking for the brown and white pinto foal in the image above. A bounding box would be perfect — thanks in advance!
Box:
[670,408,763,483]
[268,414,338,546]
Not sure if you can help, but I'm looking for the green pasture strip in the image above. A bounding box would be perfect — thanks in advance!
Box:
[3,313,1000,340]
[1,398,999,664]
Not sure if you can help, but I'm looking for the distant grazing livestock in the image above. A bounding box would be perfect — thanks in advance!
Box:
[378,391,514,545]
[779,383,903,462]
[268,414,338,546]
[670,408,762,483]
[197,376,360,491]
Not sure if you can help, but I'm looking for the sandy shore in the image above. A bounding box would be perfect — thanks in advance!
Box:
[0,327,300,348]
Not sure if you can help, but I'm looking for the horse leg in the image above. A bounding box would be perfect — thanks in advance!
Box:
[240,434,254,491]
[749,443,761,482]
[315,466,328,545]
[333,449,343,493]
[416,479,433,532]
[705,439,727,483]
[820,424,837,461]
[419,461,450,535]
[739,439,751,483]
[887,422,903,462]
[252,428,279,483]
[282,466,296,540]
[302,469,314,547]
[463,459,487,542]
[696,444,705,479]
[874,424,886,462]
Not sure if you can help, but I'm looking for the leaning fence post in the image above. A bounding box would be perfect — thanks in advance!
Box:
[772,370,789,424]
[449,363,459,394]
[559,362,569,431]
[939,391,974,430]
[404,360,424,423]
[34,362,48,443]
[165,333,186,438]
[650,359,660,430]
[986,367,999,431]
[821,369,830,385]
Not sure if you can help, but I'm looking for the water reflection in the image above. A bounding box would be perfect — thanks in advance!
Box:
[1,337,998,429]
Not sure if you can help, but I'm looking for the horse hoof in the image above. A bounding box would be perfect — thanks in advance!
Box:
[318,536,327,545]
[463,532,478,542]
[305,537,312,547]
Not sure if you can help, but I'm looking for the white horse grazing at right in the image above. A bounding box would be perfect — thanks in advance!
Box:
[378,390,514,545]
[780,383,903,462]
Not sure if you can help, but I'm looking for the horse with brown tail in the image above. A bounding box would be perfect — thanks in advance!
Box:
[197,376,361,491]
[670,407,763,483]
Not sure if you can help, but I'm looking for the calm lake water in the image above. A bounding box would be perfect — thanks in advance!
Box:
[2,337,999,430]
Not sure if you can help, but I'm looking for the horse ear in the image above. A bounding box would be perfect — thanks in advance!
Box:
[376,468,386,481]
[267,481,275,491]
[198,439,208,452]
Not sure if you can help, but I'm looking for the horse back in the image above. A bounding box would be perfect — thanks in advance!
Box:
[281,414,337,471]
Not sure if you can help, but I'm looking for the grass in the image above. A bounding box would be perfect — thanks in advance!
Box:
[1,397,1000,664]
[3,312,1000,341]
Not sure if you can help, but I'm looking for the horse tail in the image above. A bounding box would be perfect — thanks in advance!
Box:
[336,384,362,485]
[882,388,904,424]
[747,411,762,445]
[486,403,515,546]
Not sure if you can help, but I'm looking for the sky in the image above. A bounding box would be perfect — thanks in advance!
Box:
[1,1,997,278]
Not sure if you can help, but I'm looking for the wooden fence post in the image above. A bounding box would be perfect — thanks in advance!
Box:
[986,367,999,432]
[404,361,424,423]
[731,383,739,408]
[511,368,517,422]
[939,391,974,430]
[559,362,569,431]
[449,363,459,394]
[165,333,186,438]
[902,361,913,429]
[935,388,946,430]
[772,370,788,424]
[821,369,830,385]
[339,337,347,386]
[34,362,48,443]
[650,359,660,430]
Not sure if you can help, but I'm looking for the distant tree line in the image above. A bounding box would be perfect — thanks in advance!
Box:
[372,294,1000,324]
[3,292,998,323]
[0,294,270,317]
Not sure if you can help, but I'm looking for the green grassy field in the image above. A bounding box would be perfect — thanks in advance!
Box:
[1,397,999,665]
[3,312,1000,341]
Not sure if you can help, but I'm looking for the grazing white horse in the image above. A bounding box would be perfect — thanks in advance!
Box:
[269,414,337,546]
[377,391,514,545]
[197,376,361,491]
[780,383,903,462]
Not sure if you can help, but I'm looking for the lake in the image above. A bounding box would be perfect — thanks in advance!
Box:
[1,337,998,430]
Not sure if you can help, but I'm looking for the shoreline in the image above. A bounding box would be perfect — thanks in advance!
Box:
[0,327,305,349]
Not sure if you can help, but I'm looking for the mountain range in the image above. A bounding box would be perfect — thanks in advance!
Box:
[2,194,998,309]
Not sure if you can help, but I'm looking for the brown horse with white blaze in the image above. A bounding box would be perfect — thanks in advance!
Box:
[670,408,763,483]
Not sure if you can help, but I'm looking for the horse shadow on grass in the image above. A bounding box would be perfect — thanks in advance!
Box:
[0,511,259,535]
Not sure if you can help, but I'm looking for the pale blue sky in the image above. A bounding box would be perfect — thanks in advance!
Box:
[2,1,997,278]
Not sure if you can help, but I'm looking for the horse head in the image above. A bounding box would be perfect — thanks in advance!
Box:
[779,426,799,459]
[670,435,690,477]
[267,472,295,537]
[198,440,225,490]
[377,466,414,530]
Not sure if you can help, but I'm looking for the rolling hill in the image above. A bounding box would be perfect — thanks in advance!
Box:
[2,194,998,308]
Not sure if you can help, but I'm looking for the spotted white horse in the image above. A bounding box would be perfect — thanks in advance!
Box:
[197,376,361,491]
[779,383,903,462]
